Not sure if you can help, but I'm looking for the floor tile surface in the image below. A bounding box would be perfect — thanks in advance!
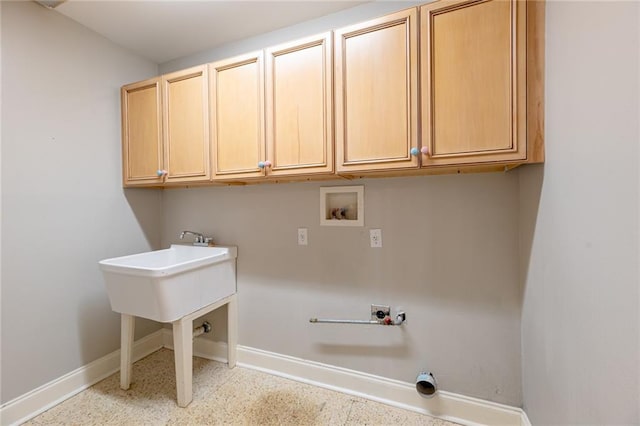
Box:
[25,349,458,426]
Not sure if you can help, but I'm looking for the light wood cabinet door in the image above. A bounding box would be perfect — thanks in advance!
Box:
[210,52,265,180]
[162,65,210,183]
[335,8,419,173]
[265,33,333,177]
[420,0,537,167]
[121,78,163,186]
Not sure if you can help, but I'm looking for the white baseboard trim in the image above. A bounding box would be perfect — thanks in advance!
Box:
[0,330,164,426]
[234,345,527,426]
[177,333,529,426]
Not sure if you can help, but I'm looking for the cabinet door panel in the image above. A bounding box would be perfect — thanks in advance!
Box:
[421,0,527,165]
[335,8,418,173]
[266,33,333,176]
[163,65,210,182]
[122,78,163,186]
[211,52,265,180]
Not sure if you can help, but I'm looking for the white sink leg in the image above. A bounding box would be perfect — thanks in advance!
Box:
[227,295,237,368]
[120,314,135,390]
[173,317,193,407]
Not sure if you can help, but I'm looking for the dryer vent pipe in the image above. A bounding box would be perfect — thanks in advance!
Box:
[416,372,437,398]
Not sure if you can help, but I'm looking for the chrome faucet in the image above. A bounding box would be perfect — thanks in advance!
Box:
[179,230,213,246]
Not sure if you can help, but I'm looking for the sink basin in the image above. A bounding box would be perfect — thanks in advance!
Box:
[99,245,237,322]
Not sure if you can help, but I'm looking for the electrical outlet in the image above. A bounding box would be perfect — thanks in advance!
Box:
[297,228,308,246]
[370,229,382,248]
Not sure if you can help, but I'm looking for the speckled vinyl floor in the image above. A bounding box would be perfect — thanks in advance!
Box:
[25,349,457,426]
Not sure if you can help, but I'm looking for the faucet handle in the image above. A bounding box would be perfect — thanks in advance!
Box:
[193,237,213,247]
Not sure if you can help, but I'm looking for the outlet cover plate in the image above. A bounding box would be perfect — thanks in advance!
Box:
[370,229,382,247]
[297,228,308,246]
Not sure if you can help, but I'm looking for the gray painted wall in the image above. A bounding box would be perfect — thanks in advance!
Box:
[1,1,162,403]
[520,1,640,424]
[161,174,524,406]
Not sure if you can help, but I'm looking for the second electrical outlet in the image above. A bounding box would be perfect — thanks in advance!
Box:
[370,229,382,248]
[298,228,308,246]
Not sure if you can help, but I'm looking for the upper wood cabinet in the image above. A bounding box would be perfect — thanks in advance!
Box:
[420,0,544,167]
[334,8,419,173]
[121,66,210,187]
[162,65,210,183]
[265,32,333,177]
[121,77,163,186]
[121,1,544,187]
[210,52,265,180]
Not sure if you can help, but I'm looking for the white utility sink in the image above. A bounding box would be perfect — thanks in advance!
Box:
[99,244,238,408]
[99,244,237,322]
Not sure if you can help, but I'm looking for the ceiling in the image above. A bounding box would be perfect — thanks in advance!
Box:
[51,1,368,64]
